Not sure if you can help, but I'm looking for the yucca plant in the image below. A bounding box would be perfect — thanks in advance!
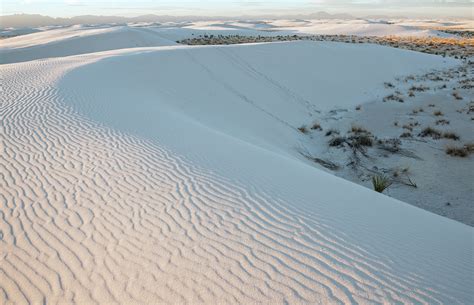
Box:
[372,175,392,193]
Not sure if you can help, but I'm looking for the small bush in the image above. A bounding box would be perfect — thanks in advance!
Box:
[419,127,442,139]
[355,105,361,111]
[452,92,463,100]
[383,94,404,103]
[409,85,429,92]
[349,134,373,147]
[298,125,309,134]
[329,136,346,147]
[435,119,450,125]
[372,175,392,193]
[433,110,444,116]
[325,129,340,137]
[443,132,460,140]
[377,138,401,152]
[351,125,369,134]
[465,143,474,153]
[310,122,322,131]
[446,146,469,157]
[400,132,412,138]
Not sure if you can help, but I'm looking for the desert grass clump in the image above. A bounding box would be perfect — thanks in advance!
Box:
[464,143,474,153]
[419,126,442,139]
[328,136,346,147]
[409,85,429,92]
[325,129,340,137]
[310,122,322,131]
[351,125,369,134]
[372,175,392,193]
[383,94,404,103]
[377,138,401,152]
[446,145,469,157]
[355,134,373,147]
[402,124,413,131]
[442,132,460,141]
[298,125,309,134]
[452,92,463,100]
[435,119,450,125]
[400,132,412,138]
[433,110,444,116]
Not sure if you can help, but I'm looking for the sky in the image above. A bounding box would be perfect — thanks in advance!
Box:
[2,0,473,18]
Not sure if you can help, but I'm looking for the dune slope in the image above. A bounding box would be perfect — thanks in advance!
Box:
[0,43,472,304]
[0,25,177,64]
[60,42,458,154]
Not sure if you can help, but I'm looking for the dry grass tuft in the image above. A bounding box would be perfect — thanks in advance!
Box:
[372,175,392,193]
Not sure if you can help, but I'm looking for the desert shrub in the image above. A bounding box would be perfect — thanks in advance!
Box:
[298,125,309,134]
[349,134,373,147]
[452,92,463,100]
[378,138,401,152]
[464,143,474,153]
[355,105,361,110]
[328,136,346,147]
[383,94,404,103]
[400,132,412,138]
[446,146,469,157]
[442,132,460,140]
[311,122,322,131]
[433,110,444,116]
[409,85,429,92]
[435,119,450,125]
[372,175,392,193]
[351,125,369,134]
[419,126,442,139]
[325,129,340,137]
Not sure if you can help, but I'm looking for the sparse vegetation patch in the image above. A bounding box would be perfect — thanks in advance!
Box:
[372,175,392,193]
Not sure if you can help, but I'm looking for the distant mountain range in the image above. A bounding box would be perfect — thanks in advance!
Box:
[1,12,356,28]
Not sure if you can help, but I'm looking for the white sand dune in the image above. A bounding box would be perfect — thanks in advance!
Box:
[0,25,177,64]
[60,41,458,154]
[1,41,472,304]
[188,19,452,37]
[1,19,454,65]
